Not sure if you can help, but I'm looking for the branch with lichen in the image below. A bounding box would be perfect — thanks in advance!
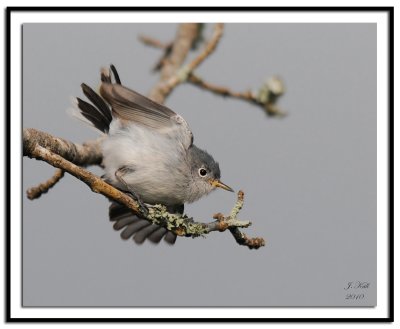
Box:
[147,190,264,250]
[23,128,265,249]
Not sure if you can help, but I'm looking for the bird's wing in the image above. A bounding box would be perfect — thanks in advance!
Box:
[100,83,193,149]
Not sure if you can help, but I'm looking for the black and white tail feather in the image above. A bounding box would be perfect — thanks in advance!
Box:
[72,64,178,245]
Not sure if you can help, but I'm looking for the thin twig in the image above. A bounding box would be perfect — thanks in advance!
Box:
[229,228,266,250]
[27,169,65,200]
[188,73,286,116]
[189,73,254,99]
[138,35,171,49]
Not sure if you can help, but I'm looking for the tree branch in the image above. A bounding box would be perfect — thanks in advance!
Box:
[23,128,264,249]
[160,23,224,98]
[23,128,103,166]
[23,128,104,197]
[148,23,224,103]
[181,23,224,75]
[148,23,200,103]
[26,141,143,214]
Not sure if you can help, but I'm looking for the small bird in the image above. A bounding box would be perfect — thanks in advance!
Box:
[73,65,233,245]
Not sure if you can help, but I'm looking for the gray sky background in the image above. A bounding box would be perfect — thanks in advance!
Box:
[22,23,377,307]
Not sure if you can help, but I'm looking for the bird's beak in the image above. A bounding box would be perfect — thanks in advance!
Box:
[210,179,234,192]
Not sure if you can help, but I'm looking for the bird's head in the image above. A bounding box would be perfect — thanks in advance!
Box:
[186,146,233,202]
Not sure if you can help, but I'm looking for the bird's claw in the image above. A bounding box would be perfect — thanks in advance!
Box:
[124,191,149,217]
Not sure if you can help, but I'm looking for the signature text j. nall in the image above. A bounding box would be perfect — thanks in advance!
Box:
[344,281,370,290]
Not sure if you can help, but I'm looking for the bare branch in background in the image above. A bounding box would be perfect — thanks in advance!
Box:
[188,74,286,116]
[148,23,200,103]
[142,23,285,116]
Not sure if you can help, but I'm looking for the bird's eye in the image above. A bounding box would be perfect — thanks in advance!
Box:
[198,168,207,177]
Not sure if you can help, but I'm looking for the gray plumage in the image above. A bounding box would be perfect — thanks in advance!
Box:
[73,65,233,245]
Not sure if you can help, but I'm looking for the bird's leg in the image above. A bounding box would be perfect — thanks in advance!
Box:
[115,166,149,216]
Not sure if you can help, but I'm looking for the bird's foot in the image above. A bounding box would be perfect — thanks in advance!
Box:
[124,191,149,217]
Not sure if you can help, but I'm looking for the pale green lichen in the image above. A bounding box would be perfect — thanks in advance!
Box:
[255,76,286,116]
[147,204,208,237]
[176,65,192,83]
[230,195,244,219]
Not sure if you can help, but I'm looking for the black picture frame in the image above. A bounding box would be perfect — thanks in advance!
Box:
[5,6,394,323]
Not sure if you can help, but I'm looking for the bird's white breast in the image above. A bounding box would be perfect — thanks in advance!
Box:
[102,120,190,205]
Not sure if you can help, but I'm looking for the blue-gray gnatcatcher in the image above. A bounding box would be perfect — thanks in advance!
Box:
[72,65,233,245]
